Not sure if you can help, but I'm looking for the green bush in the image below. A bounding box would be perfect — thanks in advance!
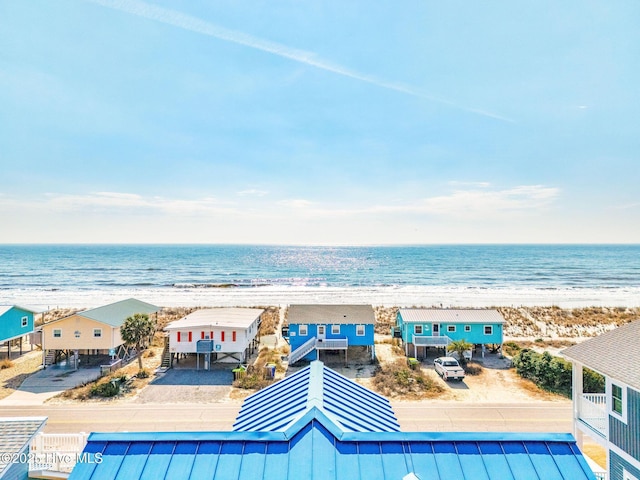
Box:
[90,380,120,398]
[512,349,572,397]
[583,367,605,393]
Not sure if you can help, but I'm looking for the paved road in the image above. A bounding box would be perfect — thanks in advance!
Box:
[0,402,573,434]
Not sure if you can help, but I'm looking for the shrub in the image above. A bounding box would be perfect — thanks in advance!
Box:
[0,359,14,369]
[583,367,605,393]
[136,369,149,379]
[464,362,483,376]
[373,359,443,398]
[512,349,572,397]
[90,380,120,398]
[502,341,521,357]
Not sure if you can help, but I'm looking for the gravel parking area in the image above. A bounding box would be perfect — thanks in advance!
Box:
[132,366,233,404]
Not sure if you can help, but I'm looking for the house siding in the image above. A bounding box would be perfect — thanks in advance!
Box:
[610,386,640,463]
[0,306,34,343]
[42,315,122,351]
[397,312,503,345]
[610,451,640,480]
[289,323,374,351]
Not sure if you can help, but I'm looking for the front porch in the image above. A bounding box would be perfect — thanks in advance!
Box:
[578,393,607,439]
[406,335,451,359]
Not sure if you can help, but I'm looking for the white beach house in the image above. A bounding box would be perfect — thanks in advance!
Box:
[164,308,264,366]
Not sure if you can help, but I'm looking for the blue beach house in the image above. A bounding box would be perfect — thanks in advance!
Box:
[69,360,598,480]
[563,320,640,480]
[0,305,37,358]
[285,304,375,364]
[394,308,505,359]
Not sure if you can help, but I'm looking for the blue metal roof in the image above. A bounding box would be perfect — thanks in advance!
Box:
[69,421,596,480]
[232,361,400,433]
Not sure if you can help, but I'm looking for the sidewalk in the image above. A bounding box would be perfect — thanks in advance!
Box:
[0,365,101,406]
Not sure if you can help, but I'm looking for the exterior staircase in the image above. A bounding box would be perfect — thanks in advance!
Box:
[44,350,56,366]
[160,336,171,369]
[288,337,317,365]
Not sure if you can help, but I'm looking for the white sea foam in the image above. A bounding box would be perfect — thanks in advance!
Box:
[4,285,640,310]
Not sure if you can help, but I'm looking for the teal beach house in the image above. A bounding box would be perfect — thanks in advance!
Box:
[0,305,37,357]
[563,320,640,480]
[285,304,376,364]
[393,308,505,359]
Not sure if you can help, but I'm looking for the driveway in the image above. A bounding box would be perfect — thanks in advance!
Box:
[133,367,233,404]
[0,365,101,406]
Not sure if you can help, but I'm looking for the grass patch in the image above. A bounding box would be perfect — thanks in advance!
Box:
[372,359,444,399]
[233,346,287,391]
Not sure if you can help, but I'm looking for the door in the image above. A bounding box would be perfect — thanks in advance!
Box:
[317,325,326,340]
[432,323,440,336]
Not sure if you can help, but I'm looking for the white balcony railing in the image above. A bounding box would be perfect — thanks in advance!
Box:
[413,335,451,347]
[316,338,348,350]
[579,393,607,437]
[29,432,89,474]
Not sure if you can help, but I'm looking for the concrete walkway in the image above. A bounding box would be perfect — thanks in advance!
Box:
[0,365,101,406]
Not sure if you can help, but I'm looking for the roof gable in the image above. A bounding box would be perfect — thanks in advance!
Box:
[562,319,640,391]
[287,304,375,325]
[233,361,400,433]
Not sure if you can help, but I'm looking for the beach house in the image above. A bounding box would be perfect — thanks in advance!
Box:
[164,308,264,366]
[41,298,160,367]
[394,308,505,359]
[563,320,640,480]
[69,360,598,480]
[0,305,37,358]
[285,304,375,364]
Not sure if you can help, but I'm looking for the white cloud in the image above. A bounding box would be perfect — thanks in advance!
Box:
[278,199,314,209]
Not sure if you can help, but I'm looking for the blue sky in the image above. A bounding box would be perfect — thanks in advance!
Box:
[1,0,638,244]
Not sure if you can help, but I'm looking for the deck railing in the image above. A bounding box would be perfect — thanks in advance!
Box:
[29,432,89,474]
[579,393,607,437]
[413,335,451,347]
[316,338,348,350]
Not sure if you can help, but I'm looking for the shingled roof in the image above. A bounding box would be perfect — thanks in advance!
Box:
[562,320,640,391]
[287,304,375,325]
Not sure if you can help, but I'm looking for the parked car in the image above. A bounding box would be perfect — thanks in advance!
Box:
[434,356,466,381]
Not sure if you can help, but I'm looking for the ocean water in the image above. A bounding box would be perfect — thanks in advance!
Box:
[0,244,639,308]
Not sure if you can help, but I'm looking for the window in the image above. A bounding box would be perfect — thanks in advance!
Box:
[447,325,456,333]
[93,329,102,338]
[332,325,340,335]
[484,325,493,335]
[221,331,225,342]
[53,329,61,338]
[414,325,423,335]
[464,325,471,332]
[299,325,308,336]
[317,325,325,336]
[611,383,625,420]
[232,331,237,342]
[74,330,81,338]
[177,331,191,342]
[21,316,28,327]
[356,325,365,336]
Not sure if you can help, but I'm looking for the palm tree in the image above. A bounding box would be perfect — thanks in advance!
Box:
[120,313,156,371]
[448,339,473,366]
